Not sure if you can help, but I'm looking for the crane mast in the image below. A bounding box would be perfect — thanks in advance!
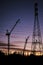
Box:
[6,19,20,55]
[23,36,29,55]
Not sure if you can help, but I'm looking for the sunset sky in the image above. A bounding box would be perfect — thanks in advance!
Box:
[0,0,43,50]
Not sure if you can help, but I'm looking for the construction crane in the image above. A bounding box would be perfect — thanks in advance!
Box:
[23,36,29,55]
[6,19,20,55]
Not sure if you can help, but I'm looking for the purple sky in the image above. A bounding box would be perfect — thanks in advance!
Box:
[0,0,43,49]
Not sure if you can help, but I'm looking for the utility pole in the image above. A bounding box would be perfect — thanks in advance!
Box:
[6,19,20,55]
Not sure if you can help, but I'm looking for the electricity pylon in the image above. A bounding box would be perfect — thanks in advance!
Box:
[31,2,42,55]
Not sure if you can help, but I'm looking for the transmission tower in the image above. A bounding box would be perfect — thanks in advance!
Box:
[31,2,42,55]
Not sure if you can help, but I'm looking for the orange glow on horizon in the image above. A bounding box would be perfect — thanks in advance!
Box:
[0,48,43,56]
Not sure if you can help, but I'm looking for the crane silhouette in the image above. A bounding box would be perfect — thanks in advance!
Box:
[6,19,20,55]
[23,36,29,55]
